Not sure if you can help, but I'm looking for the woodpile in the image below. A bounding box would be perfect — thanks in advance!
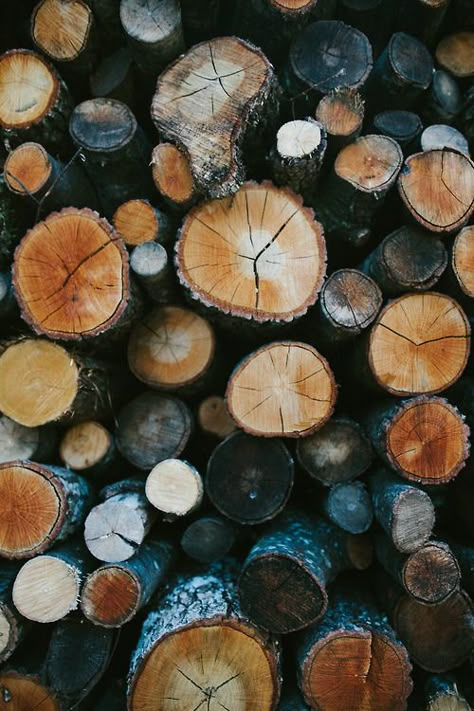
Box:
[0,1,473,709]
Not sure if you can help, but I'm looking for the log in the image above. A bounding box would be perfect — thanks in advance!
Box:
[270,118,327,204]
[180,515,236,563]
[364,395,470,485]
[315,89,365,157]
[320,480,373,534]
[83,0,124,50]
[45,618,117,708]
[459,85,474,148]
[128,563,281,710]
[238,511,373,632]
[180,0,221,45]
[119,0,184,79]
[59,420,119,479]
[0,561,25,664]
[0,338,132,426]
[81,537,174,627]
[447,541,474,597]
[150,143,197,212]
[374,535,461,604]
[364,32,433,110]
[423,673,471,711]
[3,141,99,212]
[145,459,204,518]
[0,415,56,464]
[84,479,156,562]
[0,272,18,322]
[398,148,474,233]
[421,124,470,155]
[396,0,450,47]
[0,461,93,559]
[360,225,448,296]
[452,226,474,299]
[436,32,474,78]
[314,268,382,346]
[31,0,98,75]
[69,98,153,216]
[129,242,175,305]
[151,37,279,198]
[295,579,413,711]
[0,670,58,710]
[338,0,393,54]
[420,70,463,126]
[0,49,72,153]
[285,21,373,109]
[127,305,216,393]
[206,431,294,524]
[112,199,172,247]
[12,539,93,623]
[0,175,22,270]
[90,47,136,106]
[315,134,403,248]
[296,415,373,485]
[368,467,435,553]
[176,181,327,327]
[197,395,237,440]
[226,341,336,437]
[365,292,470,396]
[372,110,423,153]
[116,391,193,470]
[13,207,134,341]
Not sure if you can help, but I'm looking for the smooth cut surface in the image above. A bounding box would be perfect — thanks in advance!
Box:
[13,556,80,623]
[0,50,56,128]
[113,200,158,246]
[60,421,111,470]
[32,0,92,61]
[316,90,364,137]
[151,143,194,203]
[198,395,236,438]
[81,566,139,627]
[277,120,322,158]
[146,459,203,516]
[4,142,51,194]
[335,135,402,191]
[436,32,474,77]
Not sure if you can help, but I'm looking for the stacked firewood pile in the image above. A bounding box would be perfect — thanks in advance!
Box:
[0,0,473,708]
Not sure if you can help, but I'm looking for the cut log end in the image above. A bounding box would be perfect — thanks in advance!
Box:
[0,673,59,711]
[398,149,474,233]
[301,630,412,711]
[315,89,365,138]
[0,461,65,559]
[198,396,236,439]
[271,0,315,9]
[31,0,93,62]
[436,32,474,78]
[84,501,147,563]
[4,142,51,195]
[369,292,470,396]
[128,306,215,390]
[151,143,195,205]
[129,622,278,710]
[81,566,140,627]
[113,200,159,246]
[0,340,78,428]
[181,516,236,563]
[0,49,58,130]
[177,181,326,324]
[0,604,20,662]
[326,482,373,534]
[12,555,80,623]
[227,341,336,438]
[277,120,322,158]
[59,421,112,471]
[145,459,203,516]
[453,226,474,298]
[403,542,460,604]
[385,396,469,484]
[13,208,129,340]
[69,97,136,153]
[392,487,436,553]
[320,269,382,332]
[335,134,403,192]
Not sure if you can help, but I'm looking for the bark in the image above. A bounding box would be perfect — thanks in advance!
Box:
[459,84,474,148]
[0,271,18,321]
[115,391,194,471]
[81,537,174,627]
[0,415,56,463]
[206,431,294,525]
[368,467,435,553]
[84,0,125,50]
[238,510,373,633]
[424,673,471,710]
[90,47,136,112]
[320,480,373,534]
[0,175,22,270]
[0,560,25,664]
[395,0,450,47]
[419,70,463,126]
[129,242,176,304]
[180,515,237,564]
[447,541,474,597]
[371,110,423,153]
[296,416,373,485]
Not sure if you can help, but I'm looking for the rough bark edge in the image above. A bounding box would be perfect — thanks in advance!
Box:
[334,134,403,194]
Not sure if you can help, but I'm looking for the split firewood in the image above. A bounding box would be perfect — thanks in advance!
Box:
[151,37,279,198]
[12,540,94,623]
[0,415,56,464]
[0,49,72,152]
[150,143,197,212]
[360,225,448,296]
[0,560,25,664]
[89,47,136,107]
[238,511,373,633]
[128,305,216,393]
[84,479,156,562]
[180,515,237,563]
[0,460,93,559]
[368,468,435,553]
[197,395,236,440]
[115,391,193,470]
[315,89,365,158]
[128,563,281,709]
[398,148,474,233]
[206,430,294,524]
[420,70,463,126]
[226,341,336,437]
[296,415,373,485]
[320,480,373,534]
[436,32,474,79]
[295,578,413,711]
[119,0,184,79]
[362,292,470,397]
[113,199,172,247]
[59,421,119,480]
[176,181,327,327]
[371,110,423,153]
[145,459,204,518]
[81,537,174,627]
[365,396,470,485]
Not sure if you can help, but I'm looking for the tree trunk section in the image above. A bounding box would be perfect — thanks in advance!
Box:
[113,199,172,247]
[145,459,204,518]
[180,515,237,564]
